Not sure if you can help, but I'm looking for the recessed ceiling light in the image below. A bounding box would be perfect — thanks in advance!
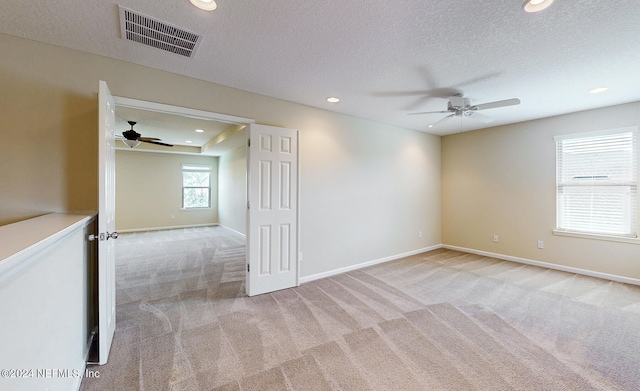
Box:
[185,140,193,144]
[589,87,608,94]
[195,129,204,133]
[326,97,340,103]
[190,0,217,11]
[428,124,434,128]
[523,0,553,13]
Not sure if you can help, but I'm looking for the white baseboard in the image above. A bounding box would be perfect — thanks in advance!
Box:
[299,244,443,284]
[443,244,640,287]
[299,243,640,287]
[218,225,247,237]
[117,223,219,233]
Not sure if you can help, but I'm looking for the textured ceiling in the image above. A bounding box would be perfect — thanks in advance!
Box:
[1,0,639,136]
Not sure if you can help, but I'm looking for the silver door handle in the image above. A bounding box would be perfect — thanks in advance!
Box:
[89,232,119,241]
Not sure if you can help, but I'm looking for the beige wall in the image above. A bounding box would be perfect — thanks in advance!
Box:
[0,33,441,279]
[218,145,247,235]
[0,38,99,224]
[442,102,640,279]
[4,33,637,281]
[115,150,218,231]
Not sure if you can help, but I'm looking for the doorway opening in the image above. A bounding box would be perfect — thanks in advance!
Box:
[110,96,254,309]
[112,96,253,237]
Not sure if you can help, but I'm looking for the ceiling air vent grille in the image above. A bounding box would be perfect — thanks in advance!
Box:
[118,6,203,58]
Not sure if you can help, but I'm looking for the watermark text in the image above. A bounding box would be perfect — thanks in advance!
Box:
[1,368,100,379]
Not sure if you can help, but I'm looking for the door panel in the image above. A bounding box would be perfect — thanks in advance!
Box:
[247,124,299,296]
[97,80,117,364]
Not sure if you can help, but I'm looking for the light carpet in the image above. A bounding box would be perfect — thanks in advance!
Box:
[80,227,640,390]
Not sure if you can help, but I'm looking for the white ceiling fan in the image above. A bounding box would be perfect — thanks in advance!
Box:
[411,95,521,128]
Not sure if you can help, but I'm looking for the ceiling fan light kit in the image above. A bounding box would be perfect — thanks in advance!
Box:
[122,139,141,148]
[523,0,554,13]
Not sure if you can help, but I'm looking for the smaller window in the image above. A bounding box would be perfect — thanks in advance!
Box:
[182,165,212,209]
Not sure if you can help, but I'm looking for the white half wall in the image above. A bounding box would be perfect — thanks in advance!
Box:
[0,214,95,391]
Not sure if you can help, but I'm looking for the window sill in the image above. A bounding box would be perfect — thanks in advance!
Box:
[180,207,213,212]
[553,230,640,245]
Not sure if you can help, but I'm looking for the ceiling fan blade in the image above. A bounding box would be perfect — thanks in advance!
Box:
[472,98,520,111]
[139,137,161,141]
[409,110,450,115]
[142,139,174,147]
[467,112,495,123]
[429,114,456,127]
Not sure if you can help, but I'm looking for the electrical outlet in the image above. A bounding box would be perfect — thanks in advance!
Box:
[493,234,499,243]
[537,240,544,249]
[171,214,176,220]
[419,230,423,238]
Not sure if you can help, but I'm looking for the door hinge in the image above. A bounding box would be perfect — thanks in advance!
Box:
[247,138,251,147]
[247,200,250,210]
[247,264,250,272]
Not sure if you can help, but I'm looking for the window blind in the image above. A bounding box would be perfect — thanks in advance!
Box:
[555,128,637,237]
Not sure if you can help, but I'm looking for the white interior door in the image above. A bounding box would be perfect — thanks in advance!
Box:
[247,124,299,296]
[97,80,117,364]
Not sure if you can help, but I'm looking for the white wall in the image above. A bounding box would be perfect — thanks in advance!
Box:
[218,145,248,235]
[442,101,640,280]
[298,115,441,278]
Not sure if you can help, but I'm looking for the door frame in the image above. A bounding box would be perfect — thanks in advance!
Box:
[113,97,255,128]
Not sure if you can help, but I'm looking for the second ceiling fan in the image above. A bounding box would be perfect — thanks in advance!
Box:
[118,121,173,148]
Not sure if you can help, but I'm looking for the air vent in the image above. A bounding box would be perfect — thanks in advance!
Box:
[118,6,203,58]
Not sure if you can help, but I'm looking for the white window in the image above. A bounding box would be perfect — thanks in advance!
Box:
[182,164,212,209]
[555,127,638,237]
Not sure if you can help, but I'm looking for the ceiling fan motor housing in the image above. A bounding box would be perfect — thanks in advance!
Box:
[447,98,475,116]
[120,120,173,147]
[122,129,141,140]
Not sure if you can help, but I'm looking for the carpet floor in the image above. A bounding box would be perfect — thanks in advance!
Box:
[80,226,640,390]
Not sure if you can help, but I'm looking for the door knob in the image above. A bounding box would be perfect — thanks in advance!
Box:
[89,232,119,241]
